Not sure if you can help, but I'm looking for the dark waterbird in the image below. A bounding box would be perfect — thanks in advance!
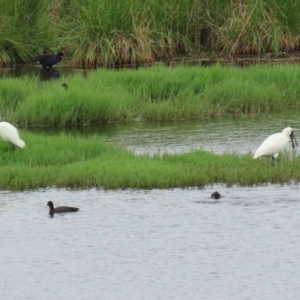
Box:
[31,51,65,69]
[47,201,79,215]
[62,83,68,90]
[211,191,221,199]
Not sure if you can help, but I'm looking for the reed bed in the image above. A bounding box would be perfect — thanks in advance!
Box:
[1,0,300,66]
[1,64,300,126]
[0,130,299,190]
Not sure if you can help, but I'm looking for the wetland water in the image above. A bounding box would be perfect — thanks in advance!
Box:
[2,112,300,300]
[2,68,300,299]
[31,110,300,156]
[100,111,300,156]
[0,185,300,300]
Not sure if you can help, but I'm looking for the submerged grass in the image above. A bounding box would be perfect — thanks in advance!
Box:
[1,64,300,126]
[1,131,300,190]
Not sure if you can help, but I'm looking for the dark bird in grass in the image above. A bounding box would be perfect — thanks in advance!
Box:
[47,201,79,215]
[62,83,68,90]
[31,51,65,69]
[211,191,221,199]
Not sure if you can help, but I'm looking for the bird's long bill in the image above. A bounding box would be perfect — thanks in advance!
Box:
[291,131,299,148]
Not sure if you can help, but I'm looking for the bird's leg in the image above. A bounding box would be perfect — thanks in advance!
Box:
[10,143,15,151]
[271,156,275,166]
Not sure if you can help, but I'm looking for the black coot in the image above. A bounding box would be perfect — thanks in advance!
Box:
[31,51,65,69]
[211,191,221,199]
[47,201,79,215]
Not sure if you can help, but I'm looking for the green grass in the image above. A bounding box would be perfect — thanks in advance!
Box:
[1,0,300,66]
[0,130,299,190]
[0,0,52,65]
[1,64,300,126]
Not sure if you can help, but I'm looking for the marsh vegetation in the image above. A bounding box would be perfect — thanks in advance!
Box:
[2,64,300,127]
[0,60,299,189]
[0,0,300,67]
[0,130,299,190]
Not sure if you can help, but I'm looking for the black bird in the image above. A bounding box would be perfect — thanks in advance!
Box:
[211,191,221,199]
[47,201,79,215]
[62,83,68,90]
[31,51,65,69]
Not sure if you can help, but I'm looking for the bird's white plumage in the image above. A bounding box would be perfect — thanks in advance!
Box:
[253,127,296,159]
[0,121,25,148]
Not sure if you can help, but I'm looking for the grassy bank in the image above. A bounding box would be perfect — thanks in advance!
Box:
[1,0,300,66]
[1,64,300,126]
[0,131,299,190]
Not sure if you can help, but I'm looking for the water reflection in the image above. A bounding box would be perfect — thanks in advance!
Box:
[0,66,77,79]
[39,68,60,81]
[0,185,299,299]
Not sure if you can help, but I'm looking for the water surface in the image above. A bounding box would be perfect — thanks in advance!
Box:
[100,113,299,156]
[2,68,299,299]
[0,66,81,79]
[29,110,300,156]
[0,185,299,300]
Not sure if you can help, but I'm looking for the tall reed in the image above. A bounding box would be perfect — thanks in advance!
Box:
[0,0,53,65]
[1,0,300,66]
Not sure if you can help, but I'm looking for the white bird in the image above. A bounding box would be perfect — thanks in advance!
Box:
[253,127,298,164]
[0,121,25,150]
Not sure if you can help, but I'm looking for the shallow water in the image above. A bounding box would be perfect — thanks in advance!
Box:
[0,185,300,300]
[105,111,300,156]
[100,113,300,156]
[30,110,300,157]
[0,66,82,79]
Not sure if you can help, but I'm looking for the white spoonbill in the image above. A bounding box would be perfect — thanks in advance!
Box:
[0,121,25,150]
[253,127,298,164]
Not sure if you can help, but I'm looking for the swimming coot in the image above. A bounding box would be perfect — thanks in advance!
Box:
[47,201,79,215]
[211,191,221,199]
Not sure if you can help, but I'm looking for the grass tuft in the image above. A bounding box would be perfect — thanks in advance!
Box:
[0,131,299,190]
[1,64,300,125]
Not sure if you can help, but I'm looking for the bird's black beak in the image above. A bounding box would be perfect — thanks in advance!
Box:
[291,131,298,149]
